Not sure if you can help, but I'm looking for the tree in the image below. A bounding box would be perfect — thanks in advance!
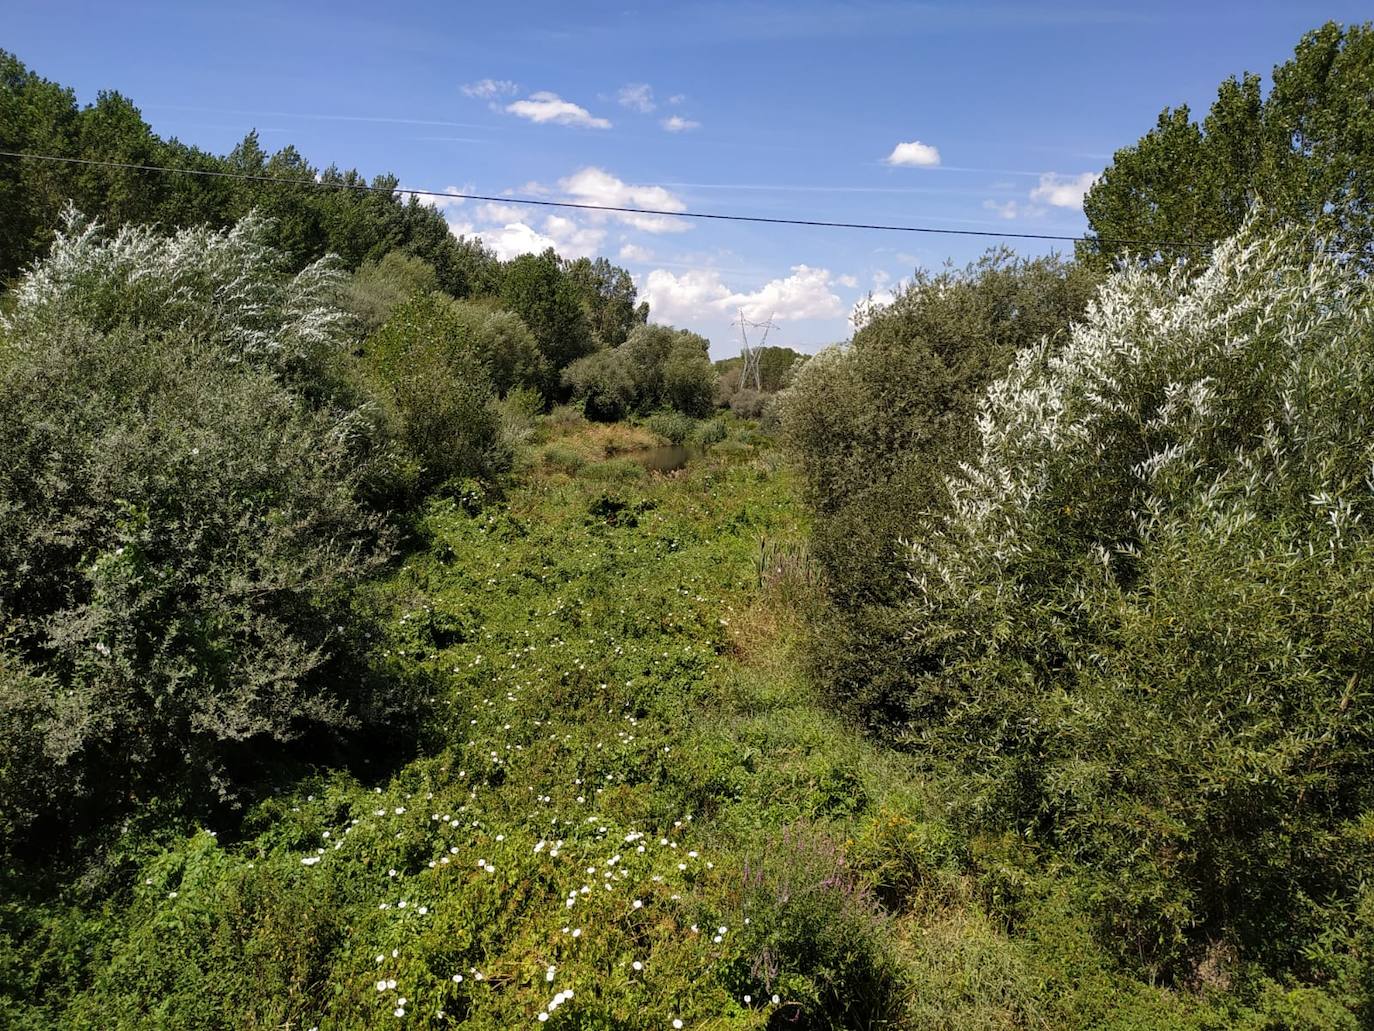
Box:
[498,249,596,395]
[660,336,716,417]
[618,323,714,411]
[1082,21,1374,270]
[562,255,648,346]
[362,292,510,488]
[0,214,400,848]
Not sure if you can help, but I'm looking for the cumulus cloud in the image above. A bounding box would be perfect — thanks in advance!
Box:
[982,198,1047,221]
[640,265,844,325]
[1029,171,1097,209]
[461,78,518,99]
[559,167,690,233]
[617,83,656,113]
[457,212,605,261]
[475,201,526,223]
[543,214,607,257]
[834,273,859,288]
[506,91,611,129]
[884,140,941,167]
[661,115,700,132]
[619,242,654,262]
[404,185,468,212]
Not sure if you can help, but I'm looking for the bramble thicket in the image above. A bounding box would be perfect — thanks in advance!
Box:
[4,21,1374,1030]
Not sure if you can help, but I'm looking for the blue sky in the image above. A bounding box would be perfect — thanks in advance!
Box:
[6,1,1369,357]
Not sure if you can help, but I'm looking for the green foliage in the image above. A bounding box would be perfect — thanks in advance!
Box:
[729,823,901,1028]
[0,50,500,292]
[562,324,718,421]
[1082,21,1374,271]
[561,255,648,347]
[645,409,698,446]
[778,248,1098,724]
[344,249,441,334]
[362,292,511,490]
[901,222,1374,979]
[561,348,637,421]
[0,216,401,849]
[499,249,596,395]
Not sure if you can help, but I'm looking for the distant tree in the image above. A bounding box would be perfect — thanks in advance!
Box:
[363,292,510,488]
[0,51,502,292]
[562,255,648,346]
[345,250,441,334]
[618,324,714,410]
[1082,21,1374,270]
[499,249,596,395]
[660,336,716,417]
[561,349,636,421]
[0,49,79,280]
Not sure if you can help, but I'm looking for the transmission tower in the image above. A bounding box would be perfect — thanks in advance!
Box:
[735,309,776,392]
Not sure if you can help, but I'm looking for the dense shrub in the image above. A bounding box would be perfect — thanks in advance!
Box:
[343,249,440,334]
[903,223,1374,979]
[778,250,1098,723]
[0,215,402,849]
[645,409,697,445]
[730,823,901,1028]
[562,324,718,420]
[362,292,512,490]
[561,348,637,421]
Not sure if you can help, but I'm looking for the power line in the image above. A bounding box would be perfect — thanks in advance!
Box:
[0,149,1193,250]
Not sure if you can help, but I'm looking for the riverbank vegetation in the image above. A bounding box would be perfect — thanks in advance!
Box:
[4,19,1374,1029]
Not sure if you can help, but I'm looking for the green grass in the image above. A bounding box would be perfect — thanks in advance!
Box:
[0,423,1326,1029]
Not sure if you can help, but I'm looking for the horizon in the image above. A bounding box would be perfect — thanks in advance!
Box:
[5,0,1367,357]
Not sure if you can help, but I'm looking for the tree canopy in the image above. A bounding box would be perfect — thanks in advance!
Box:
[1082,21,1374,270]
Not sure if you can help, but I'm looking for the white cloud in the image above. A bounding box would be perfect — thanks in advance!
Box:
[505,91,612,129]
[404,185,468,212]
[459,213,605,262]
[668,93,687,105]
[543,214,606,257]
[640,269,734,325]
[471,221,560,260]
[617,83,656,113]
[982,198,1048,220]
[461,78,518,99]
[1029,171,1097,209]
[476,201,526,223]
[729,265,844,322]
[884,140,941,167]
[559,167,690,233]
[619,242,654,262]
[640,264,844,326]
[834,273,859,289]
[661,115,700,132]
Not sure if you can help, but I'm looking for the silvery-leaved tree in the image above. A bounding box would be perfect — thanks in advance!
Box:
[0,211,405,851]
[907,218,1374,976]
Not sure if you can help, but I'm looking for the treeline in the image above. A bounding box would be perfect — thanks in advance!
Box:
[0,48,724,420]
[779,19,1374,1019]
[0,51,728,855]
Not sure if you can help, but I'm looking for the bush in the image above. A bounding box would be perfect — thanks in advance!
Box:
[344,249,440,334]
[728,823,902,1028]
[777,250,1099,724]
[561,348,636,422]
[645,410,697,446]
[699,419,728,446]
[902,222,1374,978]
[363,292,511,490]
[0,215,401,849]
